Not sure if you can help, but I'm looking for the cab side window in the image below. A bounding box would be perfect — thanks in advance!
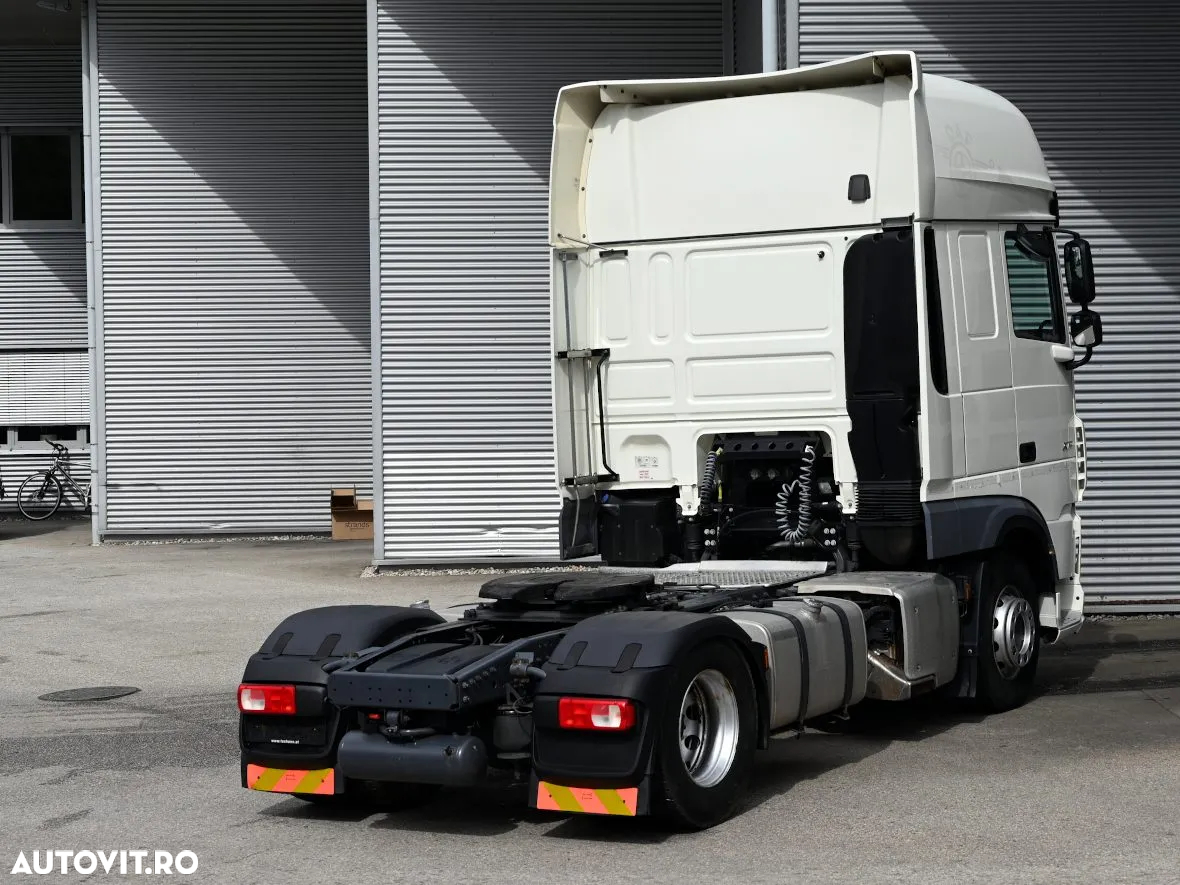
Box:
[1004,232,1064,343]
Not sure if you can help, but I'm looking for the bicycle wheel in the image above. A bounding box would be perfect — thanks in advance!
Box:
[17,472,63,521]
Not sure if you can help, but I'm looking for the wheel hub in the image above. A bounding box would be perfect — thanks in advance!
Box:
[992,586,1036,680]
[677,669,740,788]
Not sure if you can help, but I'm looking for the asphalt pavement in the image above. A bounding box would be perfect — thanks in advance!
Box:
[1,520,1178,884]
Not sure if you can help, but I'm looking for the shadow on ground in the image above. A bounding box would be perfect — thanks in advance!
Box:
[268,696,984,843]
[1039,619,1180,694]
[0,517,89,542]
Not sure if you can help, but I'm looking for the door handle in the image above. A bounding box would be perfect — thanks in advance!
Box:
[1019,442,1037,464]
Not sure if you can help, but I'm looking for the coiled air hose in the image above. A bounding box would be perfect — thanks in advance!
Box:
[775,444,816,545]
[699,448,721,516]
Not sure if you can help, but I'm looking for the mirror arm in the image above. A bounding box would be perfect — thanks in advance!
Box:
[1013,224,1054,263]
[1064,346,1095,371]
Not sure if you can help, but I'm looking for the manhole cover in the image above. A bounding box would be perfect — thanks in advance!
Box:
[39,686,140,702]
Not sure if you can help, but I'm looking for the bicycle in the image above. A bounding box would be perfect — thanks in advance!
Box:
[17,441,92,521]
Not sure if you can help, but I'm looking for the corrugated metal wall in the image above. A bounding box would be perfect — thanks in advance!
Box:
[0,235,87,351]
[0,45,90,509]
[0,47,81,126]
[0,352,88,424]
[92,0,370,534]
[0,46,86,351]
[796,1,1180,609]
[374,0,724,561]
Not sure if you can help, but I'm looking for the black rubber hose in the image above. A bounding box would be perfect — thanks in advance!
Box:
[699,449,719,516]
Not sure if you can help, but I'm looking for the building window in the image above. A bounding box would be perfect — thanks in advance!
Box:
[0,129,83,226]
[0,426,89,452]
[1004,232,1064,343]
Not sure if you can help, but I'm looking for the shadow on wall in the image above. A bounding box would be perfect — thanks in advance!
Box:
[0,232,87,349]
[888,1,1180,290]
[804,0,1179,321]
[94,0,370,348]
[90,0,374,528]
[383,0,726,177]
[894,1,1180,592]
[0,44,86,305]
[806,0,1180,591]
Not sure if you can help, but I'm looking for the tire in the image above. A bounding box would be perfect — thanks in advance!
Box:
[974,553,1040,713]
[17,472,63,521]
[654,640,757,829]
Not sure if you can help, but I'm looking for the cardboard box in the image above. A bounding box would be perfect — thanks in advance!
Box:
[330,488,374,541]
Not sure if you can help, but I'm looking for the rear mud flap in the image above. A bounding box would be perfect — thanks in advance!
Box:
[560,490,599,560]
[530,772,652,817]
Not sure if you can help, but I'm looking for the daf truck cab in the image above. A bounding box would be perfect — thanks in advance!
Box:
[237,52,1103,829]
[553,50,1101,690]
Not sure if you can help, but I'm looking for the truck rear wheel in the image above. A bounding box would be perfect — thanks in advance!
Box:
[975,553,1040,712]
[655,641,756,829]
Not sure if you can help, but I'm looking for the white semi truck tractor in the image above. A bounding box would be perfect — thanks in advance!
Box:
[238,52,1104,829]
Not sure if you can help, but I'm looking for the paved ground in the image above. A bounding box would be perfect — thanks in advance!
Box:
[1,521,1179,884]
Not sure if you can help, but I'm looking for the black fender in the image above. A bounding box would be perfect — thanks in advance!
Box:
[925,495,1061,581]
[531,610,769,789]
[239,605,444,776]
[242,605,445,686]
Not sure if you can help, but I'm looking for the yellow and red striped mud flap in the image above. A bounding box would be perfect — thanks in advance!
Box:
[246,764,335,796]
[535,781,639,816]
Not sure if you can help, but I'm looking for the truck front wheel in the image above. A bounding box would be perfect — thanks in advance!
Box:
[655,641,757,829]
[975,553,1040,712]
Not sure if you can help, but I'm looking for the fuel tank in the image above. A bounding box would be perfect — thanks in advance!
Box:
[725,597,867,729]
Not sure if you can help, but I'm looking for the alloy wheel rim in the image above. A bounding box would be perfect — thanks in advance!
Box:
[992,586,1036,679]
[678,668,740,787]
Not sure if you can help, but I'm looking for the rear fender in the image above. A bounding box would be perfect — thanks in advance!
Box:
[242,605,446,686]
[532,611,769,788]
[239,605,445,776]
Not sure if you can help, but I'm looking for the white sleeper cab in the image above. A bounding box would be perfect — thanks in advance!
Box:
[551,51,1103,709]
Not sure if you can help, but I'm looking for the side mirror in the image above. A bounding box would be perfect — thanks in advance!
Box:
[1070,309,1103,348]
[1064,237,1096,305]
[1059,309,1103,371]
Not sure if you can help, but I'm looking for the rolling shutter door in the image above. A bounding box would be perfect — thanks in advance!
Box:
[798,1,1180,609]
[92,0,370,533]
[375,1,724,560]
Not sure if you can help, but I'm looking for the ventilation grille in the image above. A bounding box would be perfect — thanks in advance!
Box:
[855,480,923,525]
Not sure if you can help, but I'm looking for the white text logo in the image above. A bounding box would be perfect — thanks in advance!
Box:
[10,850,198,876]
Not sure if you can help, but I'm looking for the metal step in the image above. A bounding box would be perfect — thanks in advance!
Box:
[599,560,829,588]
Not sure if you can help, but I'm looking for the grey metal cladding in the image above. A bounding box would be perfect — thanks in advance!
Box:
[93,0,370,534]
[0,352,89,424]
[0,234,86,350]
[799,0,1180,609]
[0,47,81,126]
[375,0,725,561]
[0,48,86,351]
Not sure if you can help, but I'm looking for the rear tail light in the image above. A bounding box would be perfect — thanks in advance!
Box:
[238,683,296,715]
[558,697,635,731]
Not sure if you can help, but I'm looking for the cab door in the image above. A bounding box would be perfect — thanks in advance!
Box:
[948,226,1019,482]
[1002,228,1076,579]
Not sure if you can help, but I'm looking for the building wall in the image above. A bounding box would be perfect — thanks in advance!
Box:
[0,46,89,510]
[373,0,726,562]
[796,1,1180,610]
[90,0,370,534]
